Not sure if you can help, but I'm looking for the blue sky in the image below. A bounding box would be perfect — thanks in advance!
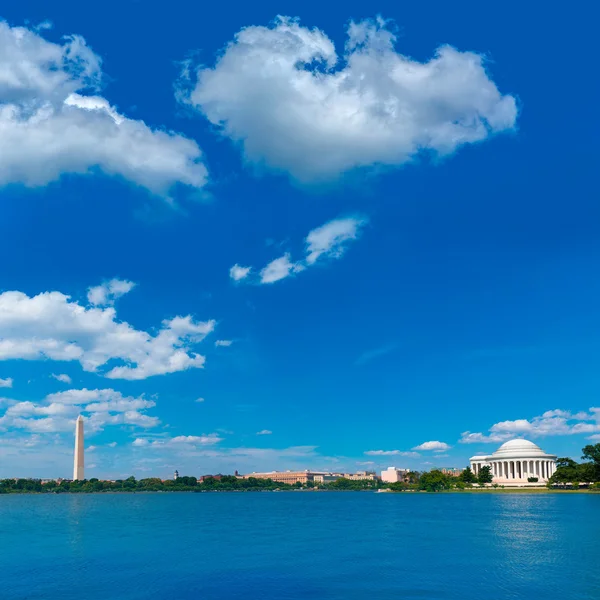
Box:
[0,0,598,479]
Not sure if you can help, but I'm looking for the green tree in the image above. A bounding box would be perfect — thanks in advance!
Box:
[477,465,493,485]
[459,467,476,484]
[581,444,600,481]
[418,470,451,492]
[406,471,420,485]
[388,481,408,492]
[556,457,578,469]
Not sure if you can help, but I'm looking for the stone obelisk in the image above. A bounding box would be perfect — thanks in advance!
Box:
[73,415,84,481]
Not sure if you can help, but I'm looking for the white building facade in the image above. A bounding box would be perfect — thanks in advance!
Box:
[470,439,557,484]
[381,467,409,483]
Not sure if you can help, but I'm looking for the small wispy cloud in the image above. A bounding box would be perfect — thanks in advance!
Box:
[355,343,398,366]
[215,340,233,347]
[87,278,136,306]
[364,450,420,457]
[195,397,205,403]
[0,378,13,388]
[233,215,368,286]
[229,264,252,282]
[51,374,72,384]
[256,429,272,436]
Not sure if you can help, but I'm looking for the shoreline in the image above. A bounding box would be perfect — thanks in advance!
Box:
[1,488,598,496]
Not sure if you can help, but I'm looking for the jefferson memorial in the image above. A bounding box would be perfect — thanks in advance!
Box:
[470,439,557,483]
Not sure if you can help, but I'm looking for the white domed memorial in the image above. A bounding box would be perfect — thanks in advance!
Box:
[470,439,557,484]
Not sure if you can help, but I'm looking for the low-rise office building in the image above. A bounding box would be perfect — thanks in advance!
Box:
[243,471,318,485]
[242,470,379,485]
[342,471,378,481]
[381,467,409,483]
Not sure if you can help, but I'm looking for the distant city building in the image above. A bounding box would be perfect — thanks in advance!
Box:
[173,470,179,480]
[381,467,409,483]
[440,468,462,477]
[242,470,377,485]
[73,415,84,481]
[244,471,325,485]
[470,439,557,484]
[341,471,379,481]
[199,474,223,482]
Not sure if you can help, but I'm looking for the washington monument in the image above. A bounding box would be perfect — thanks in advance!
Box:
[73,415,84,481]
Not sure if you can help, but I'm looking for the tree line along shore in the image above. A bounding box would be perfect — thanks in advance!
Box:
[3,443,599,495]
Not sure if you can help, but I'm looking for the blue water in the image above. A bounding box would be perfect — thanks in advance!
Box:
[1,492,598,599]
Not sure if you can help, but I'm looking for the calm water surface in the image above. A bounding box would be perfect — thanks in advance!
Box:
[1,492,598,599]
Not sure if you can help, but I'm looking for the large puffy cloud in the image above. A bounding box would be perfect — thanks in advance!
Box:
[235,215,367,285]
[0,388,159,433]
[460,408,600,443]
[0,21,207,197]
[182,16,517,182]
[0,281,215,380]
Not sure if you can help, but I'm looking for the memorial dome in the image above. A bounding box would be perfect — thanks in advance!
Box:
[493,439,545,457]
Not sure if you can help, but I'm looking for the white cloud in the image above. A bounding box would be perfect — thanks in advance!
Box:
[229,264,252,281]
[0,388,160,433]
[214,339,233,347]
[0,21,207,197]
[169,435,222,445]
[0,377,13,388]
[132,433,222,447]
[260,253,299,284]
[460,408,600,443]
[240,215,367,285]
[182,16,516,183]
[0,282,215,380]
[413,441,451,452]
[305,216,368,265]
[256,429,272,435]
[87,279,135,306]
[355,343,397,366]
[195,397,205,403]
[364,450,420,457]
[51,373,72,384]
